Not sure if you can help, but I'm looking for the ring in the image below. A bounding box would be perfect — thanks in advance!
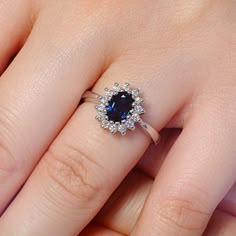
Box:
[82,83,160,144]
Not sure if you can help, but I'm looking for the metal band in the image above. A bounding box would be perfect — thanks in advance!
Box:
[82,91,160,144]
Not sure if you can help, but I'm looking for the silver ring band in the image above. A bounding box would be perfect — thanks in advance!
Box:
[82,83,160,144]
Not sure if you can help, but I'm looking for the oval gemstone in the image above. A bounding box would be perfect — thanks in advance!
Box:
[106,92,134,123]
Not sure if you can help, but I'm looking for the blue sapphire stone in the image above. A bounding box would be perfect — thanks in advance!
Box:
[106,92,134,123]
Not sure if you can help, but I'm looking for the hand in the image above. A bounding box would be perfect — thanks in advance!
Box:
[0,0,235,235]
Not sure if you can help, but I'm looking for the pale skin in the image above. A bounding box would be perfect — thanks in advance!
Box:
[0,0,236,235]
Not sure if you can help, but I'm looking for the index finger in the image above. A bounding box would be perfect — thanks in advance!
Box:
[0,3,105,213]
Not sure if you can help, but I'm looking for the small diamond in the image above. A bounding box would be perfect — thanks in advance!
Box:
[96,104,105,112]
[101,120,110,129]
[134,105,145,114]
[109,124,118,134]
[132,89,139,97]
[96,112,106,121]
[113,83,120,91]
[99,96,108,104]
[113,87,120,92]
[135,97,144,105]
[132,113,141,122]
[105,89,114,97]
[125,83,132,92]
[118,124,127,135]
[126,120,135,130]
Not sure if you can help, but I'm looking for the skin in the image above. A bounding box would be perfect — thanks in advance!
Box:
[0,0,236,235]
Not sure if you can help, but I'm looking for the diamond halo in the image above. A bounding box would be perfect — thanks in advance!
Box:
[95,83,145,135]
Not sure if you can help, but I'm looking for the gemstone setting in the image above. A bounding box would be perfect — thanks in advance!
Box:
[106,92,134,123]
[95,83,145,135]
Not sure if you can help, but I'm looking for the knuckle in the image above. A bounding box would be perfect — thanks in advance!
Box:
[203,84,236,130]
[44,142,104,202]
[169,1,211,26]
[0,107,19,176]
[157,194,210,232]
[0,141,17,176]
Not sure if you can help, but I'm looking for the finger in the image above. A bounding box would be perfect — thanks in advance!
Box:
[79,223,125,236]
[94,129,181,235]
[218,183,236,216]
[0,0,35,74]
[95,130,183,235]
[132,100,236,236]
[0,55,194,235]
[137,128,181,178]
[0,4,106,212]
[95,169,152,235]
[203,209,236,236]
[96,171,236,236]
[96,170,236,236]
[96,138,236,235]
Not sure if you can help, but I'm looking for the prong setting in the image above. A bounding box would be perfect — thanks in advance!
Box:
[95,83,145,135]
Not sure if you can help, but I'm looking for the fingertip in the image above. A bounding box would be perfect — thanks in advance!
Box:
[0,0,38,76]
